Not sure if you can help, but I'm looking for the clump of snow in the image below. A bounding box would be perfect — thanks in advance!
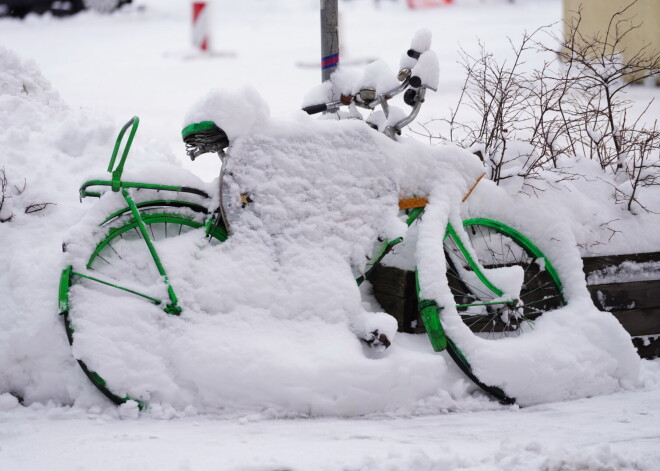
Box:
[117,400,141,420]
[359,59,401,95]
[0,393,19,411]
[0,47,185,405]
[183,85,270,142]
[587,261,660,285]
[411,50,439,91]
[301,61,400,110]
[0,46,58,102]
[400,28,433,70]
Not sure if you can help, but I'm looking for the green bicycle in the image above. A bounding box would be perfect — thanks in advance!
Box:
[58,42,565,410]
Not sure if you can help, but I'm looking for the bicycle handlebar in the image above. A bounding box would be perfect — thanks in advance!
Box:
[301,31,438,139]
[303,69,414,112]
[302,103,329,115]
[302,66,429,139]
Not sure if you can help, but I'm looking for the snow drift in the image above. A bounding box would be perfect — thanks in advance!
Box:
[0,47,641,416]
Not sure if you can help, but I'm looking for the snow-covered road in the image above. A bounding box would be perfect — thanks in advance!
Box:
[3,359,659,470]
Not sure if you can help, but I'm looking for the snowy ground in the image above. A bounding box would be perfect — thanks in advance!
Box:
[3,360,660,470]
[1,0,660,469]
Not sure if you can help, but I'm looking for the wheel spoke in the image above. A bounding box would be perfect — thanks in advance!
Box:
[71,270,162,305]
[523,294,563,307]
[107,242,123,260]
[518,281,554,300]
[446,269,493,300]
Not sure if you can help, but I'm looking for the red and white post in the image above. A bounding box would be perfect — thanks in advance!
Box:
[192,2,211,52]
[407,0,453,8]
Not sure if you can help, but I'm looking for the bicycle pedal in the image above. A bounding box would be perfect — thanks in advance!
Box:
[359,330,391,350]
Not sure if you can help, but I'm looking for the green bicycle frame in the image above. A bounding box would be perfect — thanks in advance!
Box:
[62,117,229,318]
[59,117,562,408]
[67,117,189,316]
[358,209,563,357]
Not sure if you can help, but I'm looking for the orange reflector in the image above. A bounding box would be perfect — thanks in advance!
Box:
[398,197,428,210]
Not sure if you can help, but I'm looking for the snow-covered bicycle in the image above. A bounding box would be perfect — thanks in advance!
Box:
[58,32,565,410]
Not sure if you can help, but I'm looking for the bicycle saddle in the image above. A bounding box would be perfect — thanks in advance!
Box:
[182,121,230,160]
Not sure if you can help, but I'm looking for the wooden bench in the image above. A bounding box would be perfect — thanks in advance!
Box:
[583,253,660,359]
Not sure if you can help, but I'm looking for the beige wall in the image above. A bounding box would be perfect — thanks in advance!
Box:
[563,0,659,83]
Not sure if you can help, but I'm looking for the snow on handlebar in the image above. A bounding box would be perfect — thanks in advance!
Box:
[301,29,439,138]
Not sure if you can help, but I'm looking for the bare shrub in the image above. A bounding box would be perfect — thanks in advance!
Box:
[422,1,659,213]
[0,167,55,222]
[0,167,14,223]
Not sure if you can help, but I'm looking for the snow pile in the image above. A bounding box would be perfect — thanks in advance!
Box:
[184,86,270,142]
[355,443,652,471]
[0,47,103,404]
[487,149,660,257]
[64,99,496,414]
[587,260,660,285]
[0,47,193,405]
[0,46,57,102]
[62,84,638,412]
[0,46,641,415]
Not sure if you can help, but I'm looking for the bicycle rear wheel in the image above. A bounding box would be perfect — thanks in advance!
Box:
[437,218,565,404]
[443,218,564,340]
[59,207,227,407]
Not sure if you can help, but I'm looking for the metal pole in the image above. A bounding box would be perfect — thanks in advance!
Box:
[320,0,339,82]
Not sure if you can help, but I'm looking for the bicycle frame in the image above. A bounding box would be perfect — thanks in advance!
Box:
[59,117,228,318]
[62,115,560,332]
[356,204,523,350]
[59,116,565,407]
[59,28,561,409]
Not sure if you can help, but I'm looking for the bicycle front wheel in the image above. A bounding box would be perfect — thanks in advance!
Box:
[59,208,227,407]
[444,218,565,340]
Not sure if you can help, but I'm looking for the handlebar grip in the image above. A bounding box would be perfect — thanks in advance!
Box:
[409,76,422,88]
[404,89,417,107]
[407,49,422,60]
[302,103,328,115]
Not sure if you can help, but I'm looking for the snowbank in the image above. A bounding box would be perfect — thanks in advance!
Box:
[0,47,642,415]
[0,47,198,405]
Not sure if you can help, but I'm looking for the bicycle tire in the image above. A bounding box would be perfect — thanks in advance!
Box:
[439,218,565,404]
[444,218,565,340]
[60,207,227,408]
